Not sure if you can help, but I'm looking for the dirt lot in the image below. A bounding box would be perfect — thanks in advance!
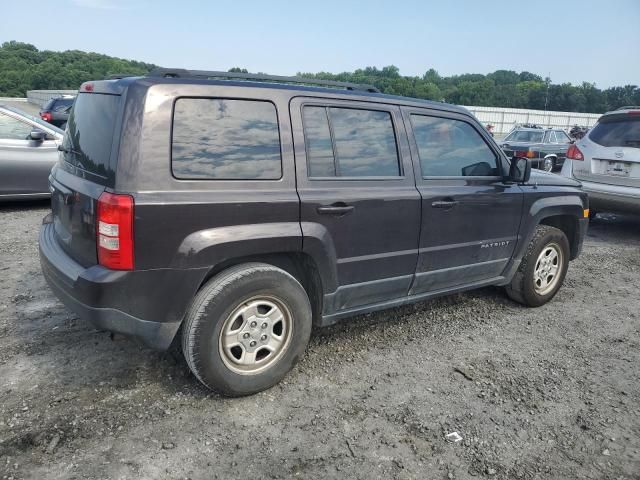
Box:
[0,202,639,480]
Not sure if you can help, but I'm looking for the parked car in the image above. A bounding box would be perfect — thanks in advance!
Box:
[0,105,63,200]
[39,95,75,129]
[39,69,588,396]
[499,127,572,172]
[561,106,640,216]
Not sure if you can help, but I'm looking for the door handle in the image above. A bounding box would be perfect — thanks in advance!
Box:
[317,203,355,216]
[431,199,459,209]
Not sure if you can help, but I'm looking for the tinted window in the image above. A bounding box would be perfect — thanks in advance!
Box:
[302,106,400,177]
[411,115,498,177]
[172,98,281,180]
[505,130,544,143]
[303,106,335,176]
[0,113,32,140]
[62,93,121,184]
[330,108,399,176]
[53,98,74,112]
[589,117,640,148]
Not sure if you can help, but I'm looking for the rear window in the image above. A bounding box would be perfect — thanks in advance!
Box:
[505,130,544,143]
[62,93,120,184]
[172,98,282,180]
[589,116,640,148]
[53,98,74,112]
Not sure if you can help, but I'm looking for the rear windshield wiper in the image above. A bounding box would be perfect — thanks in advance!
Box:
[58,145,81,155]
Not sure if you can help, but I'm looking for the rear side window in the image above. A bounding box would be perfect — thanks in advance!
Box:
[589,117,640,148]
[302,106,400,177]
[172,98,282,180]
[62,93,120,183]
[411,115,499,177]
[555,130,570,143]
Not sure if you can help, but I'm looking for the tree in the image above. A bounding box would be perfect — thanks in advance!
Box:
[1,41,636,113]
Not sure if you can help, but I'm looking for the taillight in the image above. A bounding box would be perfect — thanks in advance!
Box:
[41,112,52,122]
[97,192,134,270]
[567,144,584,161]
[515,149,535,159]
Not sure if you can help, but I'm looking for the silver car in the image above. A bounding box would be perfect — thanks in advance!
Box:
[561,107,640,216]
[0,105,63,200]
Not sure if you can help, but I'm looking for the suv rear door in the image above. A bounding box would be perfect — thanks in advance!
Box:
[50,91,123,267]
[402,107,523,294]
[573,113,640,188]
[290,97,421,312]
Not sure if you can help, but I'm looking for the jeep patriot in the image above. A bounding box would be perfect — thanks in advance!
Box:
[39,69,589,396]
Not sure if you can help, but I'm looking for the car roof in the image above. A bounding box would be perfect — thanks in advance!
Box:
[82,75,470,116]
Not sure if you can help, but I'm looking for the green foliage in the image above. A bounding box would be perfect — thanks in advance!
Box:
[299,66,639,113]
[0,41,154,97]
[2,41,638,113]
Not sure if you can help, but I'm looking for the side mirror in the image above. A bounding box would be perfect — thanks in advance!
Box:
[30,129,46,142]
[509,156,531,183]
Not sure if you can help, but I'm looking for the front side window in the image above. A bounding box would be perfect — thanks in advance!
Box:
[0,113,32,140]
[548,131,557,143]
[172,98,282,180]
[302,105,400,177]
[411,115,499,177]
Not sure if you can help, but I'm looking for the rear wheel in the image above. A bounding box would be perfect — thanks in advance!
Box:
[182,263,312,396]
[506,225,570,307]
[543,157,555,172]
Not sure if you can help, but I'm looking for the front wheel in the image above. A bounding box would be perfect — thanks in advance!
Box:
[182,263,312,396]
[506,225,570,307]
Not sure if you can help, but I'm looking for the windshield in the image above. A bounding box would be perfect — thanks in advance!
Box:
[505,130,544,143]
[62,93,120,185]
[589,116,640,148]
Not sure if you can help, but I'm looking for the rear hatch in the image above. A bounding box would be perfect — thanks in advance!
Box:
[573,112,640,187]
[50,89,123,267]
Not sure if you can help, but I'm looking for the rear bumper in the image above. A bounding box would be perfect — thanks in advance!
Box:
[39,219,206,350]
[580,180,640,214]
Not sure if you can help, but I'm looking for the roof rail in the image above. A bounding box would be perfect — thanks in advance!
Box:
[106,73,137,80]
[147,68,381,93]
[615,105,640,111]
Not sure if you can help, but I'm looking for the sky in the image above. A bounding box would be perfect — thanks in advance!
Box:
[2,0,639,88]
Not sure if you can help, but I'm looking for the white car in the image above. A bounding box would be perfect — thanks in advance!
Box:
[561,107,640,216]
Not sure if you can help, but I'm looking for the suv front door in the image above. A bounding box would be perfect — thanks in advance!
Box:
[291,97,421,314]
[0,110,59,197]
[402,108,523,294]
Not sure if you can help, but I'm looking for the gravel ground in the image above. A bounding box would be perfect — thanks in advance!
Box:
[0,201,639,480]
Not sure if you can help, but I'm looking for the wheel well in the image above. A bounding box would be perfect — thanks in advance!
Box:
[539,215,579,259]
[199,253,324,325]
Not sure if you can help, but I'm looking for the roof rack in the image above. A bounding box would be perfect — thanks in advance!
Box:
[106,73,137,80]
[147,68,381,93]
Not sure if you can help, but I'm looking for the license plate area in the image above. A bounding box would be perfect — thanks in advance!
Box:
[595,159,632,178]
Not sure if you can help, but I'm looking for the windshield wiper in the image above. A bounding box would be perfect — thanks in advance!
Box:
[58,145,81,155]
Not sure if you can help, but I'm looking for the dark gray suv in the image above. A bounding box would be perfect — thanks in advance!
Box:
[39,69,589,396]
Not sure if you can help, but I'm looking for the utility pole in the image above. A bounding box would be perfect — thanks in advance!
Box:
[544,73,551,126]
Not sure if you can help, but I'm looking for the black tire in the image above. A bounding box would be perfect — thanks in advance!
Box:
[182,263,312,396]
[60,122,67,130]
[505,225,570,307]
